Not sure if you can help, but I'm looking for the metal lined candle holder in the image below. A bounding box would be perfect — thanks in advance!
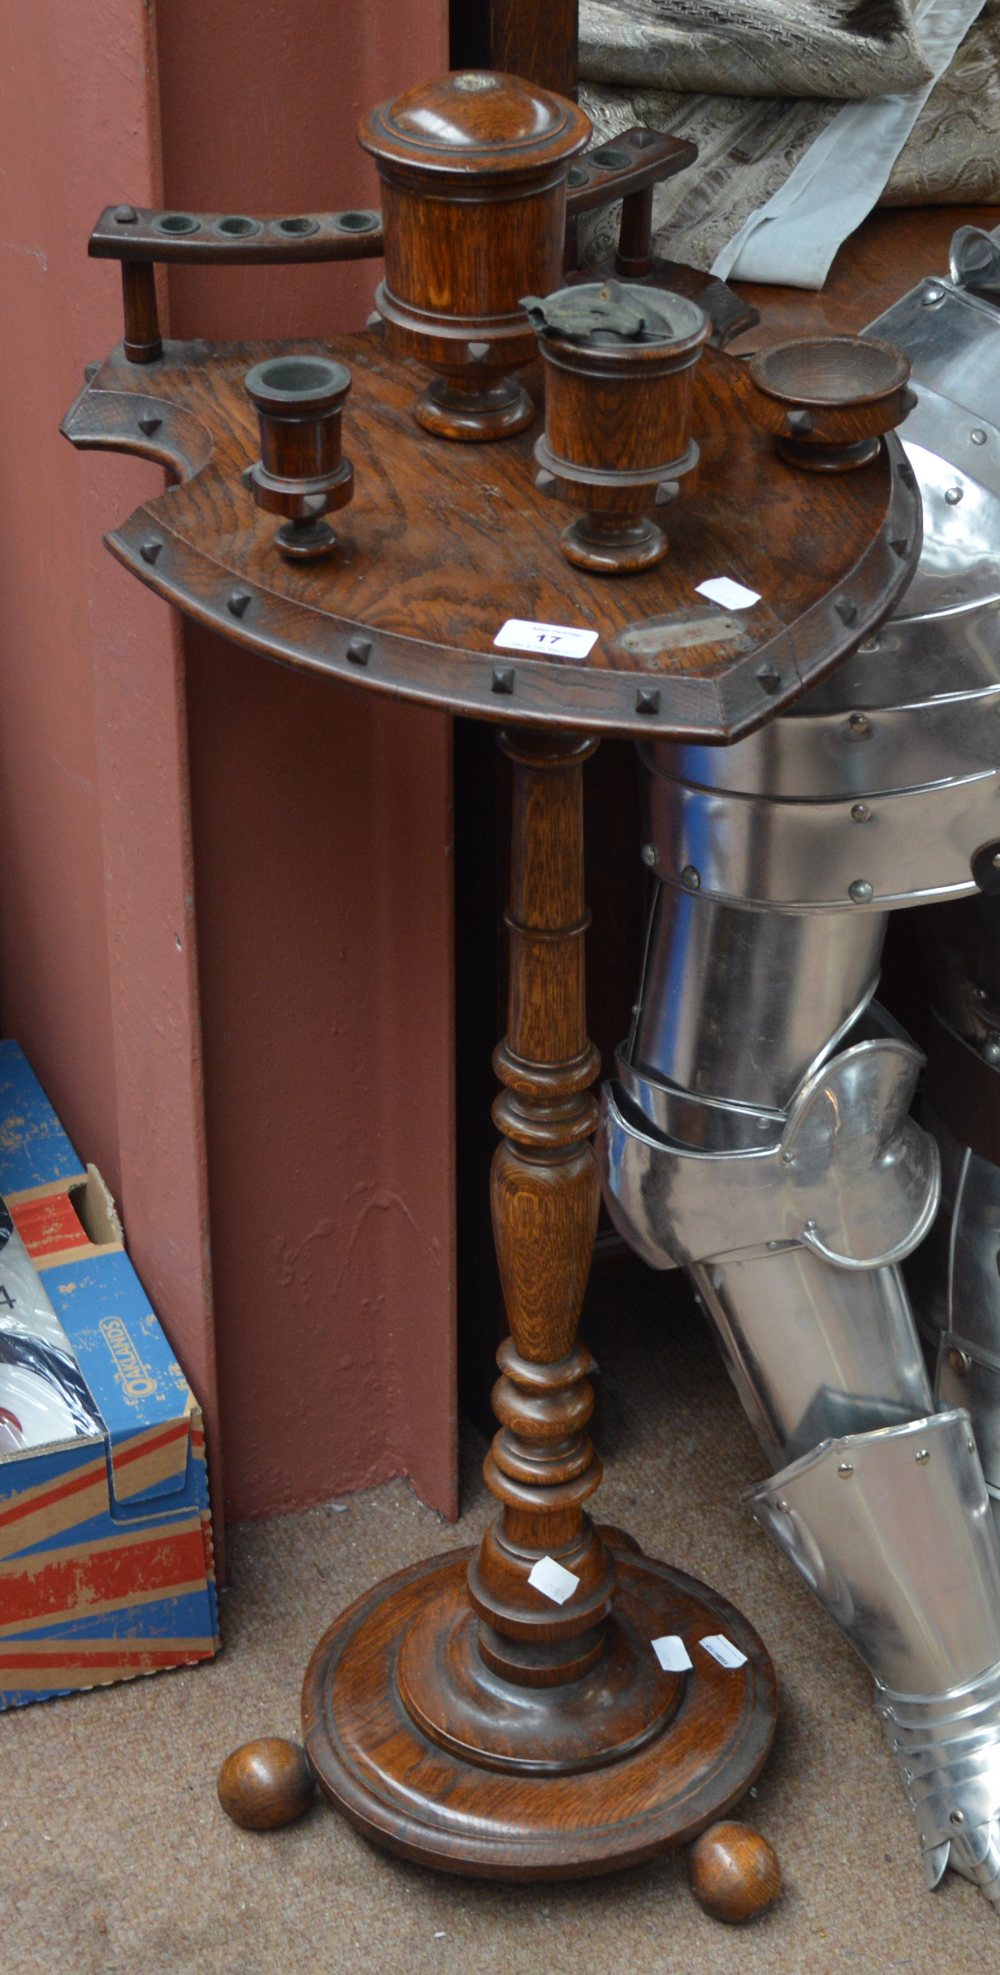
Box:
[243,355,353,560]
[747,335,915,472]
[358,71,590,443]
[527,281,710,575]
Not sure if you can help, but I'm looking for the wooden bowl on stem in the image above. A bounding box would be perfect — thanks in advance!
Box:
[747,335,915,472]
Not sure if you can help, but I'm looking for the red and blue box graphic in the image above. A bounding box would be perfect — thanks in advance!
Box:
[0,1041,219,1705]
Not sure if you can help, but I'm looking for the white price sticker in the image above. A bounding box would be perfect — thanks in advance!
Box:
[700,1633,748,1669]
[695,577,761,612]
[652,1635,693,1673]
[494,618,599,661]
[527,1555,581,1605]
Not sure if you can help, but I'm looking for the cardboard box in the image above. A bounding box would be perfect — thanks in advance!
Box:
[0,1041,219,1706]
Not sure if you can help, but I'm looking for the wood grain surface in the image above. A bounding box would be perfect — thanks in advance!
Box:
[301,1543,778,1878]
[63,327,919,741]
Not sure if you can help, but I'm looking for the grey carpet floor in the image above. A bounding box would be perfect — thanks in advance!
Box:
[2,1279,997,1975]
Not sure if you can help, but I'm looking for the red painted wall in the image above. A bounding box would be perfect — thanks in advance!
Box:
[155,0,455,1522]
[0,0,456,1533]
[0,2,219,1516]
[0,3,142,1194]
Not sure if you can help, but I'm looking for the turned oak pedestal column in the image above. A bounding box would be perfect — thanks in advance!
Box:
[63,323,921,1892]
[299,723,776,1873]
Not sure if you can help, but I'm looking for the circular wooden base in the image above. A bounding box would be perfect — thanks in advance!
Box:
[275,516,338,560]
[301,1541,777,1880]
[560,512,667,575]
[776,434,881,473]
[416,375,535,443]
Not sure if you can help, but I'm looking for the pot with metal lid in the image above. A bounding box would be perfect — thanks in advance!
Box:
[528,280,710,574]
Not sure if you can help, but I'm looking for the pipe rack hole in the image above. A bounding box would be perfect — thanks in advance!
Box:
[333,210,380,233]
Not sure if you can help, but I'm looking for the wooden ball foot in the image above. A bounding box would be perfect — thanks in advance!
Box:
[415,375,534,443]
[688,1821,782,1924]
[560,511,667,576]
[217,1737,316,1830]
[300,1541,776,1879]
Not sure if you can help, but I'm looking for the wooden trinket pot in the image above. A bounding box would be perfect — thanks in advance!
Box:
[529,281,710,574]
[358,70,590,442]
[243,355,353,560]
[747,334,915,472]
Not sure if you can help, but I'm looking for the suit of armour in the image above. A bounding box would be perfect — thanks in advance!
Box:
[600,226,1000,1904]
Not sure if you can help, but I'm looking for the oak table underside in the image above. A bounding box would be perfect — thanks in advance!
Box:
[64,330,919,743]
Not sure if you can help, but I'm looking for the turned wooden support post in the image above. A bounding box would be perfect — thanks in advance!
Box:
[467,726,615,1684]
[295,716,775,1858]
[616,186,655,280]
[121,260,162,364]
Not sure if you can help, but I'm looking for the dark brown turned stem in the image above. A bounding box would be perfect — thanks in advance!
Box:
[466,727,613,1685]
[616,185,655,280]
[121,260,162,363]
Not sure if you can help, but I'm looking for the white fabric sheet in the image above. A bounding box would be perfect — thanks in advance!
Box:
[714,0,988,288]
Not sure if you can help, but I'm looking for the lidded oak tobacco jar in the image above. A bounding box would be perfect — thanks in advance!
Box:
[358,70,590,442]
[526,280,710,573]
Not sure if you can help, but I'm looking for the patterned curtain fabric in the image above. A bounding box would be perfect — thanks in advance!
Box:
[884,0,1000,202]
[579,0,1000,278]
[579,83,840,271]
[580,0,932,100]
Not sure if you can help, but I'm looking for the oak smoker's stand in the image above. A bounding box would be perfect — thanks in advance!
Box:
[65,143,920,1901]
